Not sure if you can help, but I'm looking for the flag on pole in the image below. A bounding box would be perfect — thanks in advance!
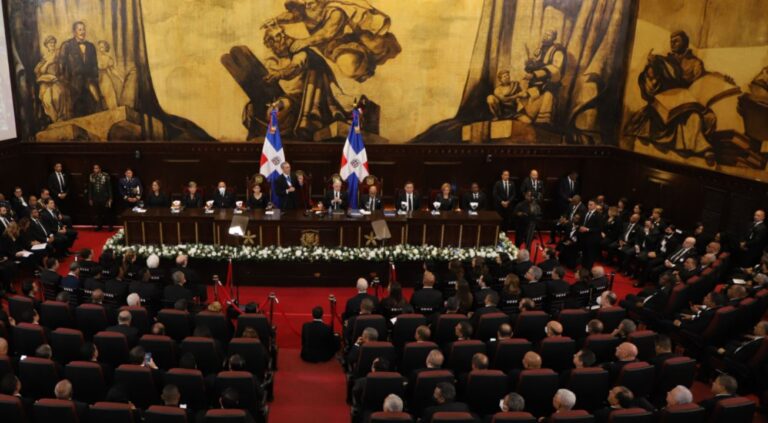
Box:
[339,108,369,210]
[224,258,234,296]
[260,108,286,207]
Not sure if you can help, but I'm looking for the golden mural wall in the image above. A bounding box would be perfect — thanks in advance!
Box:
[620,0,768,180]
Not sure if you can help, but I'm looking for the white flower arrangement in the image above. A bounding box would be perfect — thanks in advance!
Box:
[103,229,518,263]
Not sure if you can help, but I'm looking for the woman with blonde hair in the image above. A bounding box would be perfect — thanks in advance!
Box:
[434,182,458,211]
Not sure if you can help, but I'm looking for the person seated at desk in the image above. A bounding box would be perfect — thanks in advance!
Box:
[360,185,382,211]
[212,180,235,208]
[247,184,268,210]
[434,183,459,211]
[321,179,348,211]
[118,168,142,209]
[461,182,487,211]
[145,180,170,208]
[181,181,203,208]
[396,181,421,212]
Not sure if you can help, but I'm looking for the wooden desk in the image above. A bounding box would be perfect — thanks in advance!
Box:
[121,209,501,248]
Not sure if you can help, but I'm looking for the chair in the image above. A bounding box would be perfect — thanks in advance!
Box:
[120,306,151,336]
[65,361,107,403]
[40,301,75,330]
[683,306,739,348]
[89,402,137,423]
[446,340,486,374]
[32,399,79,423]
[227,338,269,378]
[614,362,655,398]
[400,341,439,376]
[656,357,696,395]
[370,411,414,423]
[515,369,560,417]
[431,411,478,423]
[658,403,705,423]
[549,410,595,422]
[489,411,537,422]
[180,336,223,375]
[93,331,130,368]
[357,372,406,416]
[410,370,454,416]
[13,323,47,356]
[708,396,755,423]
[235,314,273,346]
[50,328,84,364]
[0,355,13,380]
[434,314,469,346]
[139,335,178,370]
[514,311,549,343]
[594,307,626,333]
[477,313,510,342]
[18,357,59,400]
[464,370,508,416]
[114,364,160,408]
[352,341,396,379]
[351,315,389,342]
[145,405,189,423]
[539,336,576,372]
[607,408,654,423]
[627,331,657,362]
[8,295,34,323]
[157,309,193,342]
[558,309,592,340]
[581,335,620,364]
[215,371,262,415]
[490,338,532,372]
[662,284,691,317]
[194,311,233,344]
[164,368,208,410]
[204,409,247,423]
[392,314,427,349]
[0,393,27,423]
[75,303,109,339]
[563,368,611,413]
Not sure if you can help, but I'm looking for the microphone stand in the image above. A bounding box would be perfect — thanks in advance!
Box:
[268,292,278,325]
[329,294,337,332]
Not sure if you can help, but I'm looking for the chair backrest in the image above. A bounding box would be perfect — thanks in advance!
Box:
[615,362,655,398]
[65,361,107,403]
[431,411,477,423]
[608,407,654,423]
[361,372,406,412]
[411,370,454,415]
[89,402,137,423]
[75,303,109,338]
[120,306,151,335]
[516,369,560,417]
[50,327,84,364]
[477,313,511,342]
[447,340,487,374]
[370,411,414,423]
[13,322,47,356]
[114,364,160,409]
[8,295,34,323]
[400,341,439,376]
[40,301,75,330]
[747,338,768,369]
[227,338,268,378]
[657,357,696,394]
[595,307,626,332]
[139,334,178,370]
[93,331,130,368]
[490,411,537,422]
[709,397,755,423]
[663,284,690,317]
[352,314,389,341]
[627,330,657,362]
[18,357,59,400]
[465,369,508,416]
[491,338,532,372]
[180,336,222,375]
[539,336,576,372]
[582,335,621,364]
[564,367,611,413]
[194,311,233,344]
[514,311,550,343]
[164,368,208,410]
[659,403,705,423]
[558,309,592,340]
[33,398,78,423]
[204,409,247,423]
[215,371,259,414]
[0,393,27,423]
[392,314,427,349]
[235,314,272,347]
[700,307,738,345]
[157,309,192,342]
[145,405,189,423]
[434,314,469,346]
[354,341,396,379]
[550,410,595,422]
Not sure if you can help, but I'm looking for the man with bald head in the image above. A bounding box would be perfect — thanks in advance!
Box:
[55,379,89,420]
[322,179,348,211]
[522,169,543,201]
[508,351,543,390]
[343,277,379,320]
[410,270,443,315]
[106,310,139,347]
[647,236,698,285]
[545,321,563,338]
[740,209,767,268]
[604,342,638,382]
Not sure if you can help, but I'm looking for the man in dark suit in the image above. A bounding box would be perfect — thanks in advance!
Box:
[521,266,547,301]
[61,262,81,290]
[322,179,348,211]
[181,181,204,208]
[603,342,639,383]
[470,291,501,330]
[274,162,298,210]
[579,200,603,270]
[546,266,570,300]
[645,236,697,287]
[739,209,767,268]
[460,182,487,212]
[671,292,725,333]
[493,170,515,232]
[301,306,339,362]
[422,382,470,423]
[10,187,30,220]
[106,310,139,347]
[48,163,71,215]
[211,181,235,208]
[715,321,768,363]
[554,195,586,242]
[410,271,443,315]
[54,379,89,421]
[521,169,544,201]
[41,199,76,252]
[40,257,62,294]
[649,334,677,375]
[615,213,642,271]
[700,375,738,418]
[557,171,579,214]
[396,181,420,213]
[343,278,379,320]
[163,271,195,306]
[360,185,382,211]
[0,205,12,233]
[58,21,102,118]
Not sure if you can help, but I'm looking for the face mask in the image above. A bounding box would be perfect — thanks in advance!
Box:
[596,296,602,305]
[585,324,590,334]
[544,326,549,335]
[219,188,225,195]
[499,399,506,411]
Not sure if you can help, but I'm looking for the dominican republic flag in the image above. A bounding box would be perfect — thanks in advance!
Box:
[260,108,286,207]
[339,108,369,210]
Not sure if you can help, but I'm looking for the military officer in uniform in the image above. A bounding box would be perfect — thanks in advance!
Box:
[88,164,113,231]
[118,168,143,209]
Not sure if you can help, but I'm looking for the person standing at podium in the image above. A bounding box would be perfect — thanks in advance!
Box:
[275,162,297,210]
[322,179,348,211]
[396,181,421,212]
[361,185,382,211]
[493,170,516,232]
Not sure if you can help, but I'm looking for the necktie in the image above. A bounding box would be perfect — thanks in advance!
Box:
[671,248,686,262]
[408,194,413,211]
[585,211,592,224]
[569,179,574,192]
[473,193,478,200]
[36,219,48,236]
[504,181,509,197]
[0,217,6,227]
[57,173,64,191]
[369,198,374,211]
[624,223,634,241]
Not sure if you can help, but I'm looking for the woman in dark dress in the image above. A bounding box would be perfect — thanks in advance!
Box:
[451,280,474,314]
[145,180,170,207]
[380,282,410,320]
[499,273,521,315]
[601,206,622,254]
[434,183,458,211]
[1,221,41,270]
[247,184,268,210]
[181,181,203,208]
[294,171,312,210]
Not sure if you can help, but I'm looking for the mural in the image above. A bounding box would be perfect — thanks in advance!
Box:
[621,0,768,180]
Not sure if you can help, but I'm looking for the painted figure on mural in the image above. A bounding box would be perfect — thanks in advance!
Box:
[264,0,401,82]
[487,70,528,120]
[58,21,104,119]
[519,29,566,124]
[34,35,62,123]
[96,40,124,110]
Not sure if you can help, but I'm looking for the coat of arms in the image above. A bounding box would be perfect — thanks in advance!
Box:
[300,230,320,247]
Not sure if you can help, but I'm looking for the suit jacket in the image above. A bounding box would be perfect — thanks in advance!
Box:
[28,218,50,243]
[40,208,62,234]
[211,190,235,208]
[422,401,471,423]
[410,288,444,314]
[723,336,764,362]
[603,359,637,382]
[434,195,458,211]
[106,324,139,347]
[181,193,203,208]
[461,191,488,211]
[48,172,70,198]
[105,278,129,305]
[0,215,11,233]
[565,202,587,221]
[558,177,578,208]
[521,177,544,200]
[700,394,734,417]
[679,307,718,333]
[521,280,547,300]
[665,247,696,267]
[618,221,641,245]
[546,279,570,297]
[323,190,349,211]
[580,210,603,244]
[59,38,99,87]
[40,269,62,289]
[744,221,768,262]
[493,180,516,207]
[360,195,382,211]
[343,293,379,320]
[396,192,421,212]
[301,320,338,363]
[274,174,298,210]
[10,197,29,219]
[163,284,194,305]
